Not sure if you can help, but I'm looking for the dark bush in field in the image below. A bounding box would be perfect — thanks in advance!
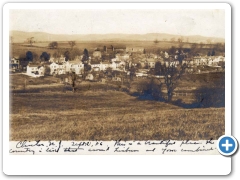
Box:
[136,78,164,101]
[195,87,225,108]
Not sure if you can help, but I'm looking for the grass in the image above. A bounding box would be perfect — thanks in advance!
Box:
[10,91,224,141]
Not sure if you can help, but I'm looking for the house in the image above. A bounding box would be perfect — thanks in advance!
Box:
[147,59,156,68]
[58,63,66,75]
[93,51,102,59]
[70,62,84,75]
[192,56,209,66]
[182,58,193,67]
[65,61,72,73]
[115,53,130,61]
[165,60,179,67]
[59,55,66,63]
[112,61,125,71]
[91,62,102,71]
[101,62,112,71]
[9,57,20,71]
[50,62,59,75]
[204,56,224,67]
[91,62,112,71]
[126,47,145,53]
[26,63,45,77]
[85,73,94,81]
[164,52,170,59]
[49,57,55,63]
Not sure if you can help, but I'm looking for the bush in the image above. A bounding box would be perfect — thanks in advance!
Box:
[195,87,225,107]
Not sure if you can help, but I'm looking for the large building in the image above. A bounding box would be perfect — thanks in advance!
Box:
[126,47,145,53]
[26,63,45,77]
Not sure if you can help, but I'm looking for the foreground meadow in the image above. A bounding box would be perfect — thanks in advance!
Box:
[10,91,224,141]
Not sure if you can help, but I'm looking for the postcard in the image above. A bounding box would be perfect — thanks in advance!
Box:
[3,2,232,175]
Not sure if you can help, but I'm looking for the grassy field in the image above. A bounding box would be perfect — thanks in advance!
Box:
[10,41,215,57]
[10,91,224,141]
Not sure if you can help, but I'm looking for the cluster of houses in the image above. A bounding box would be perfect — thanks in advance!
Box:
[9,46,225,78]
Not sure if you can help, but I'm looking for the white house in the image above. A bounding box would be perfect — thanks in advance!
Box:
[182,58,193,67]
[58,63,66,75]
[92,51,102,58]
[70,62,84,75]
[50,62,59,75]
[112,61,125,71]
[126,47,145,53]
[26,64,45,77]
[147,59,156,68]
[9,57,20,71]
[116,53,130,61]
[165,60,179,67]
[59,55,66,63]
[65,61,72,73]
[91,62,112,71]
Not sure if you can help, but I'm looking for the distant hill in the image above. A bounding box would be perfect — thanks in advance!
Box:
[10,30,225,44]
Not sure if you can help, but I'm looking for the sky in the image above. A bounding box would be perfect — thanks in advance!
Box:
[9,9,225,38]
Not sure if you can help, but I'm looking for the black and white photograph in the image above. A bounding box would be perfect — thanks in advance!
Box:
[6,5,229,157]
[2,2,235,176]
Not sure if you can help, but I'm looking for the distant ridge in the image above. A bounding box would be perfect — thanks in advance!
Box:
[10,30,225,43]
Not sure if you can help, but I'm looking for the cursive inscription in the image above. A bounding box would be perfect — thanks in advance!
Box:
[9,139,218,155]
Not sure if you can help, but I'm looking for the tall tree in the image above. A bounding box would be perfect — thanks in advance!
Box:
[70,48,81,60]
[164,63,186,101]
[129,66,136,81]
[71,72,77,92]
[82,48,89,63]
[211,50,215,56]
[40,52,50,61]
[154,61,162,75]
[26,51,33,62]
[169,46,176,55]
[64,51,70,61]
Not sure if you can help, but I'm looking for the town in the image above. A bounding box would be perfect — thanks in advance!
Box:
[10,43,225,81]
[9,8,225,142]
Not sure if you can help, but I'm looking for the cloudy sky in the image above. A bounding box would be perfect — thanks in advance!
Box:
[9,9,225,38]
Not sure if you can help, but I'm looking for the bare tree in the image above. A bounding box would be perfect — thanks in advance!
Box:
[27,37,34,46]
[178,37,184,49]
[206,39,212,44]
[170,37,175,42]
[154,62,186,102]
[164,63,186,101]
[68,41,76,49]
[177,37,183,43]
[154,39,159,44]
